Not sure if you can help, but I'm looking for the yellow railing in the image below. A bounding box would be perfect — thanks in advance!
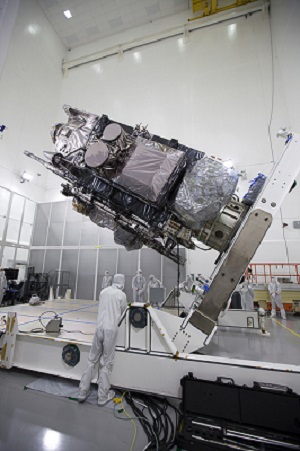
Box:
[190,0,259,21]
[248,263,300,285]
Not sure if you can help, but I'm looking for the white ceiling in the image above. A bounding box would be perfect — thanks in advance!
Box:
[36,0,190,49]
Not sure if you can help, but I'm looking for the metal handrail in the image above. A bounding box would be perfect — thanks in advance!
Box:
[247,263,300,285]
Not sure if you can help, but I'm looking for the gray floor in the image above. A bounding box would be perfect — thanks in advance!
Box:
[0,368,152,451]
[1,314,299,451]
[201,314,300,365]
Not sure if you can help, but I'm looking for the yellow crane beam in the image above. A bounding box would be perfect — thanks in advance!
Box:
[190,0,259,21]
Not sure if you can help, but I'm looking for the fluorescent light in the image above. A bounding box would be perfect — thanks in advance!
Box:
[133,51,141,62]
[63,10,72,19]
[93,63,103,74]
[228,23,236,39]
[27,24,40,35]
[22,171,33,181]
[177,38,186,51]
[223,160,233,168]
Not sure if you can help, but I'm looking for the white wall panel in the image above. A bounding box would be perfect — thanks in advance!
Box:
[6,219,21,244]
[0,0,65,202]
[76,249,97,300]
[96,249,118,298]
[32,203,51,246]
[29,249,45,273]
[1,246,16,267]
[80,221,99,246]
[118,249,139,300]
[0,0,20,78]
[271,0,300,132]
[61,249,79,299]
[98,228,115,246]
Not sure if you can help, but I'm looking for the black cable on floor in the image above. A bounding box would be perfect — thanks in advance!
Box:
[123,392,180,451]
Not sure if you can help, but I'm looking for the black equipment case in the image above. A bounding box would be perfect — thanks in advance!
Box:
[176,373,300,451]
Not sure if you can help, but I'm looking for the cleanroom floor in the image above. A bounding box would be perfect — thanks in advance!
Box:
[0,301,299,450]
[0,367,150,451]
[200,314,300,366]
[0,299,96,344]
[1,299,300,366]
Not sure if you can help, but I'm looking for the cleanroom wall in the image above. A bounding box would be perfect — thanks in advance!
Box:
[0,186,36,269]
[0,0,66,202]
[43,2,300,280]
[29,200,186,300]
[253,0,300,265]
[188,0,300,277]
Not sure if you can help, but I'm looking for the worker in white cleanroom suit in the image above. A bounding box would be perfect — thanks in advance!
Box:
[0,268,7,306]
[101,270,113,290]
[268,277,286,319]
[148,275,162,302]
[148,274,162,289]
[179,274,194,293]
[78,274,127,406]
[240,281,255,310]
[132,269,146,302]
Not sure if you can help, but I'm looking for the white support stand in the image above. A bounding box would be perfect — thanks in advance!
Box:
[218,310,259,329]
[111,304,300,397]
[0,302,299,398]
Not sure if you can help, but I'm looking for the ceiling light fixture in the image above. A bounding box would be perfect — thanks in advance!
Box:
[27,24,40,35]
[20,171,33,183]
[228,23,236,39]
[63,10,72,19]
[133,51,141,63]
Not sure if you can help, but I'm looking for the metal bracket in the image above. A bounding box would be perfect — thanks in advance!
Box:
[190,209,272,335]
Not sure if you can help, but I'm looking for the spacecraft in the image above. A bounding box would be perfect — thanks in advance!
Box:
[25,105,262,265]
